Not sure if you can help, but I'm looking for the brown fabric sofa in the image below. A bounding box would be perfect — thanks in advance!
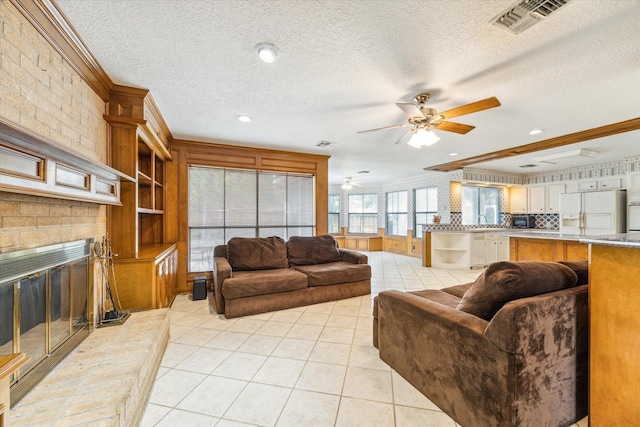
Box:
[213,235,371,318]
[373,260,589,427]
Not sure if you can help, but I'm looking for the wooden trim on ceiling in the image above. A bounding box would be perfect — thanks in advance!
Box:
[10,0,113,100]
[424,117,640,172]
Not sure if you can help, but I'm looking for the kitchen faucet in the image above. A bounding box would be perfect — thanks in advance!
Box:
[477,214,488,225]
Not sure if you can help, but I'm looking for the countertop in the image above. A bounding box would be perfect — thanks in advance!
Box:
[579,233,640,249]
[506,230,582,241]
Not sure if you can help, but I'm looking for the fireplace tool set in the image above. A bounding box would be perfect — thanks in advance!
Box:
[95,234,130,326]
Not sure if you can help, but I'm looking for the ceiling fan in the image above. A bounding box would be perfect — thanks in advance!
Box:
[341,177,362,190]
[357,93,501,148]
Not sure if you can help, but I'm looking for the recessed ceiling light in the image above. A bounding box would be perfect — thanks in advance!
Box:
[529,129,544,135]
[254,43,278,63]
[236,115,252,123]
[449,152,459,156]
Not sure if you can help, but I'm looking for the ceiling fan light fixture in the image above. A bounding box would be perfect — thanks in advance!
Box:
[341,183,353,190]
[255,43,278,63]
[408,128,440,148]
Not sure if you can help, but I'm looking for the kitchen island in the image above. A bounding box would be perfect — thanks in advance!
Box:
[581,233,640,425]
[508,230,588,261]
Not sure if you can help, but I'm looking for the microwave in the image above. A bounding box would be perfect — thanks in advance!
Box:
[512,215,536,229]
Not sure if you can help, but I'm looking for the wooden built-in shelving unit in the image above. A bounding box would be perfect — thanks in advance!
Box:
[105,85,178,310]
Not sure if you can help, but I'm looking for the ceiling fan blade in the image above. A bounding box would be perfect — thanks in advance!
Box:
[396,103,425,119]
[357,124,410,134]
[433,121,475,134]
[438,97,501,120]
[394,128,414,145]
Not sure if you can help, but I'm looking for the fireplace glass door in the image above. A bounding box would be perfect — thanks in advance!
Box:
[0,239,91,398]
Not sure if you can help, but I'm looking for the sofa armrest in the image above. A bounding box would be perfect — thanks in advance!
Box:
[376,290,511,426]
[212,256,232,315]
[339,248,368,264]
[485,285,589,353]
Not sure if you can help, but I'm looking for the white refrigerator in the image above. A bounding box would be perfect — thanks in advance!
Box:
[559,189,627,235]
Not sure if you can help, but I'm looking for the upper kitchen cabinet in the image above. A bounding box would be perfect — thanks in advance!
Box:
[628,172,640,194]
[510,186,528,213]
[527,184,565,214]
[528,186,546,213]
[546,184,565,213]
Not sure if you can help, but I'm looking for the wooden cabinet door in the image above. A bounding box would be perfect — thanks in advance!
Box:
[528,186,546,213]
[471,234,486,267]
[627,172,640,193]
[546,184,565,213]
[497,237,510,261]
[510,186,528,213]
[357,239,369,250]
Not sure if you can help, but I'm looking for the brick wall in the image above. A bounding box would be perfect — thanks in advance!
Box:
[0,0,108,254]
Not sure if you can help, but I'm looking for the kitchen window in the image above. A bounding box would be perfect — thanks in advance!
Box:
[386,191,408,236]
[348,194,378,234]
[462,185,500,225]
[415,187,438,226]
[328,194,340,234]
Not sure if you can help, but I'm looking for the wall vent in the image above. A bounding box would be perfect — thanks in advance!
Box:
[490,0,572,34]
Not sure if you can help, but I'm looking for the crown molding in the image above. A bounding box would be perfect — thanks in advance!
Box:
[10,0,113,100]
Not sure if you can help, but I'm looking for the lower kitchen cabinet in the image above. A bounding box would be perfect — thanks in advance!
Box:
[112,243,178,310]
[432,232,510,269]
[485,234,510,264]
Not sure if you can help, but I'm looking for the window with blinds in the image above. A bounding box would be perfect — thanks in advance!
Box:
[188,166,315,272]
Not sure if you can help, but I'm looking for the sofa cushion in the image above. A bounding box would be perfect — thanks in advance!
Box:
[457,261,578,321]
[292,262,371,287]
[287,235,341,266]
[222,268,308,299]
[441,283,473,298]
[226,236,288,271]
[558,260,589,285]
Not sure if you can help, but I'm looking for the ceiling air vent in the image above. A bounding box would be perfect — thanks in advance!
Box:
[490,0,572,34]
[519,164,538,168]
[316,140,334,147]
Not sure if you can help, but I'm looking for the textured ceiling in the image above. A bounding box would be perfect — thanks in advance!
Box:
[55,0,640,184]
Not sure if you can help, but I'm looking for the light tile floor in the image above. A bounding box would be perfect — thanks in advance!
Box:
[141,252,588,427]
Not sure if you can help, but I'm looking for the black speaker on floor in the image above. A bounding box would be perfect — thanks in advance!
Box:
[193,276,207,300]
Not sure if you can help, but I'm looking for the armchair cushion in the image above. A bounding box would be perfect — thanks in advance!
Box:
[287,235,341,266]
[457,261,578,321]
[558,260,589,286]
[227,236,288,271]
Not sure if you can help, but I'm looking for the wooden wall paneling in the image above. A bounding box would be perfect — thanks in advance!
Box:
[589,245,640,425]
[172,139,330,294]
[559,240,588,261]
[509,237,587,262]
[175,146,190,294]
[314,156,329,235]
